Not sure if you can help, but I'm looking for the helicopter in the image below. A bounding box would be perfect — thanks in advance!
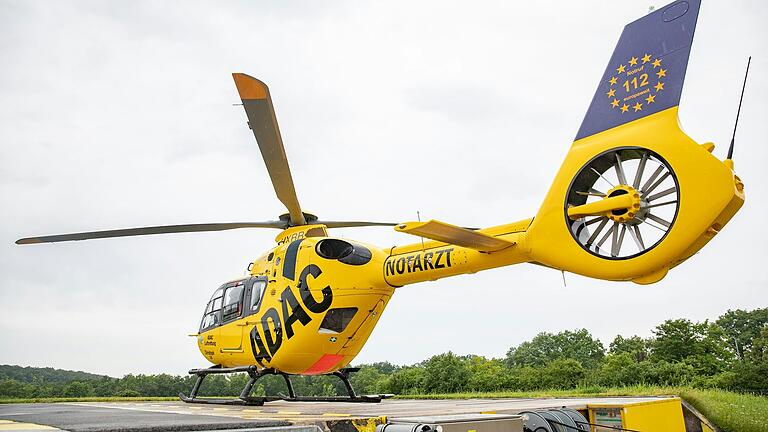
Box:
[16,0,746,405]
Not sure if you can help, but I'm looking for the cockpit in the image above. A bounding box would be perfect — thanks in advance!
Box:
[200,276,268,332]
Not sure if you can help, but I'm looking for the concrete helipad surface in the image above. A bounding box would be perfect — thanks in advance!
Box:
[0,396,678,432]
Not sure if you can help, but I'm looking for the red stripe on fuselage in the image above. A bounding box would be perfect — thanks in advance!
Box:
[302,354,345,375]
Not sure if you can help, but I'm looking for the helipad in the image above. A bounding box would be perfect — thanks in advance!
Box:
[0,396,695,432]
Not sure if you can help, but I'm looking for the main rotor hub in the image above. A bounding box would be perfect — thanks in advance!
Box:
[604,185,641,223]
[278,212,318,227]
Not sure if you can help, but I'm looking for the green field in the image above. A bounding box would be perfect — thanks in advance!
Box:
[677,388,767,432]
[3,387,765,432]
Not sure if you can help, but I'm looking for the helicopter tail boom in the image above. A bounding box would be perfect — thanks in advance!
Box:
[386,0,744,287]
[384,219,533,287]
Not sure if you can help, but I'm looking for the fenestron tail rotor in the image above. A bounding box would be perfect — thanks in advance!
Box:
[565,147,680,259]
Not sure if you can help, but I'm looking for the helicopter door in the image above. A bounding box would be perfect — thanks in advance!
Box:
[220,277,268,354]
[339,296,386,353]
[219,281,246,353]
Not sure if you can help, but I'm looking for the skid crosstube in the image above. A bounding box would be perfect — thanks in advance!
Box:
[179,365,393,406]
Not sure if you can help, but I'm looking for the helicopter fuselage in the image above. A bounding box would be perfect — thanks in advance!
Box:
[195,219,535,375]
[197,226,394,375]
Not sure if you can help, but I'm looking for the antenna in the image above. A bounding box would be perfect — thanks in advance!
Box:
[727,56,751,160]
[417,211,425,252]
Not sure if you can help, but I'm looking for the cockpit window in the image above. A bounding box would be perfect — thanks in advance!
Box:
[200,287,225,332]
[211,297,222,311]
[250,279,267,311]
[223,284,243,307]
[221,283,245,322]
[200,279,262,331]
[200,313,218,330]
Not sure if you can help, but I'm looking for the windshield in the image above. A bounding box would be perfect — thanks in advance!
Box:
[200,287,224,332]
[199,278,263,332]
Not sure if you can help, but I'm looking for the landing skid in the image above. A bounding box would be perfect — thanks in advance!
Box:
[179,365,393,406]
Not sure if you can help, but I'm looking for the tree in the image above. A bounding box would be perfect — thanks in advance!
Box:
[62,381,94,397]
[365,362,398,375]
[716,308,768,361]
[595,353,636,387]
[609,335,650,362]
[506,329,605,369]
[349,366,386,395]
[423,352,470,393]
[466,357,508,392]
[651,319,732,374]
[639,360,696,386]
[0,379,29,398]
[749,326,768,363]
[712,361,768,392]
[538,359,585,389]
[383,367,426,395]
[652,319,701,362]
[505,366,543,391]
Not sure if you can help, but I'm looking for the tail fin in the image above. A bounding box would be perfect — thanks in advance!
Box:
[576,0,699,140]
[526,0,744,284]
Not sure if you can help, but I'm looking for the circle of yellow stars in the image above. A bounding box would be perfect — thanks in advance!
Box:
[606,53,666,114]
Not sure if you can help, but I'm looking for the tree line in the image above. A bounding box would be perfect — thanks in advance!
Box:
[1,307,765,399]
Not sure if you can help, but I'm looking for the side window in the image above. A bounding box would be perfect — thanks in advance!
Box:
[250,280,267,312]
[221,283,245,322]
[319,307,358,333]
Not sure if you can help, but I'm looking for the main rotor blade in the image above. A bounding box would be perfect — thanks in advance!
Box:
[16,222,286,244]
[317,220,398,228]
[233,73,306,226]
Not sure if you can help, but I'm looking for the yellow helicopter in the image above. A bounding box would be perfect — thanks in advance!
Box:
[17,0,746,405]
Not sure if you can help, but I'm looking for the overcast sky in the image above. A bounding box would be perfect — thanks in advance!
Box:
[1,1,766,378]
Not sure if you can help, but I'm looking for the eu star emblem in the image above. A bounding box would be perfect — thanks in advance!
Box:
[606,54,665,114]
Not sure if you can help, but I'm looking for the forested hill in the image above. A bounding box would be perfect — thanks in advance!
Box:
[0,365,112,384]
[1,307,765,399]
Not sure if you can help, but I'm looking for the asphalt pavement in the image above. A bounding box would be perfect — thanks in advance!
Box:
[0,396,676,432]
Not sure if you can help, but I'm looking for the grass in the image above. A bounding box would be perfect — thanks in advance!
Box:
[677,388,767,432]
[2,387,767,432]
[0,396,179,404]
[393,384,678,399]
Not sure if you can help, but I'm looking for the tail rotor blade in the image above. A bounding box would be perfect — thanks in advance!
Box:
[233,73,306,226]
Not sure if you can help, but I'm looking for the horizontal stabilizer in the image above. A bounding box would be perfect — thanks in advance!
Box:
[395,220,515,252]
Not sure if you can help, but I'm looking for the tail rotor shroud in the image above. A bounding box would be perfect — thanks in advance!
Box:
[566,147,680,259]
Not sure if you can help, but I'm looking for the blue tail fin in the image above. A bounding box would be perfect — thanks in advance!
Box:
[575,0,701,140]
